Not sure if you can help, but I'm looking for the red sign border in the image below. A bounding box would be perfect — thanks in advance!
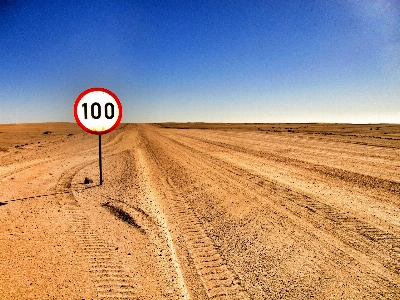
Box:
[74,87,123,135]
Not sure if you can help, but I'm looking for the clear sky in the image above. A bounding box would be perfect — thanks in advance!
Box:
[0,0,399,123]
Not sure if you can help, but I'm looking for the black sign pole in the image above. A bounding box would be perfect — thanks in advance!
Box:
[99,135,103,185]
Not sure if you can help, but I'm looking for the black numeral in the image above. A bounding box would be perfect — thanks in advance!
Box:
[82,103,88,119]
[91,102,101,119]
[105,103,114,119]
[82,102,115,120]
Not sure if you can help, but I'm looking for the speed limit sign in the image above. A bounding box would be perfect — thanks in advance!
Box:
[74,87,122,185]
[74,87,122,135]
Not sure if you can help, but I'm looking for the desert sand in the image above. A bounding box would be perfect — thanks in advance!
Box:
[0,122,399,299]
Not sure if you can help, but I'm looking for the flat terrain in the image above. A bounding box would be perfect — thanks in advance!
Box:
[0,122,399,299]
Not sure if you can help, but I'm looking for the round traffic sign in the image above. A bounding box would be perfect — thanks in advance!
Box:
[74,88,122,135]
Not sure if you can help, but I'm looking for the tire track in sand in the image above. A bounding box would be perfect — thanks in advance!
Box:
[140,130,250,299]
[55,162,139,299]
[165,177,249,300]
[163,132,400,277]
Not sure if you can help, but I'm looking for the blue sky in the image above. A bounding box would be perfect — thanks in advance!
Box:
[0,0,399,123]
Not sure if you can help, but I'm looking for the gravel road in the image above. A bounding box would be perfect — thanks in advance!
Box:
[0,123,399,299]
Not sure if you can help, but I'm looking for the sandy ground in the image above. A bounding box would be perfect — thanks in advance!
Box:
[0,122,399,299]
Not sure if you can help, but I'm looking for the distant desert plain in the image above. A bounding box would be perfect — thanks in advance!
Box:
[0,122,399,299]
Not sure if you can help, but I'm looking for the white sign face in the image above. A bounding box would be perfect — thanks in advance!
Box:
[74,88,122,135]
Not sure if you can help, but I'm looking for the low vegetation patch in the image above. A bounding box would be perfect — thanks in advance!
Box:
[101,202,144,232]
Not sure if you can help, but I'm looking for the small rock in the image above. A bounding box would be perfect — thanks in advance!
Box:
[83,177,93,184]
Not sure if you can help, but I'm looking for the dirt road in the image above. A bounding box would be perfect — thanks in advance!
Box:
[0,123,399,299]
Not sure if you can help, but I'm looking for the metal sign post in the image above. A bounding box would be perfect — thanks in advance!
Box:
[99,135,103,185]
